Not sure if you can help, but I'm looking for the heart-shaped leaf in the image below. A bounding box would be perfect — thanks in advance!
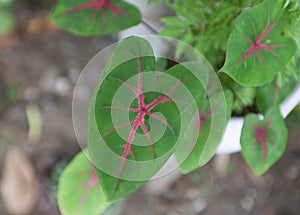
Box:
[50,0,141,36]
[88,36,227,201]
[57,151,110,215]
[241,106,288,175]
[221,1,297,87]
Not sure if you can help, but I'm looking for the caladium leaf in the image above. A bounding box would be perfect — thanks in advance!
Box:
[88,38,175,201]
[256,77,297,114]
[50,0,141,36]
[57,151,110,215]
[241,107,288,175]
[178,89,233,174]
[221,1,297,87]
[88,37,165,202]
[88,36,227,201]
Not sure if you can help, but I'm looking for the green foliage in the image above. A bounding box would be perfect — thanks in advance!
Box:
[4,84,18,103]
[232,87,256,114]
[0,82,19,113]
[0,0,14,4]
[277,0,300,84]
[161,0,299,111]
[281,0,300,28]
[160,0,262,69]
[220,73,256,114]
[241,107,288,175]
[50,0,141,36]
[0,0,15,36]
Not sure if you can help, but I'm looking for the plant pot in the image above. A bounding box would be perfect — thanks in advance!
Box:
[146,82,300,195]
[216,82,300,154]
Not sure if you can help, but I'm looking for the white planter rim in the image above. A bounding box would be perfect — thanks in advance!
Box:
[216,81,300,154]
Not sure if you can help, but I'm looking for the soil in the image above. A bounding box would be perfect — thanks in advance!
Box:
[0,1,300,215]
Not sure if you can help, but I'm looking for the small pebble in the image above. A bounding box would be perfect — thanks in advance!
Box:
[240,195,254,213]
[192,198,207,213]
[53,76,71,96]
[286,165,299,180]
[38,67,57,92]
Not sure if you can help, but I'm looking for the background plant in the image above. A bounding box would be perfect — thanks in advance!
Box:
[161,0,300,113]
[0,0,15,36]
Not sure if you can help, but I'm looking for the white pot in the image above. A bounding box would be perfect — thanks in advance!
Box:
[124,0,172,21]
[216,82,300,154]
[146,82,300,194]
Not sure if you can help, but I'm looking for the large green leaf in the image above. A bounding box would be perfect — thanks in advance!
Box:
[241,106,288,175]
[221,1,297,86]
[88,37,163,202]
[88,36,227,201]
[57,151,110,215]
[50,0,141,36]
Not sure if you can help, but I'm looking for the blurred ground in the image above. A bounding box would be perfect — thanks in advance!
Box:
[0,1,299,215]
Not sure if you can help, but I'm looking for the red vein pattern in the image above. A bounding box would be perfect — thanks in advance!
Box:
[236,15,285,66]
[253,119,273,163]
[189,108,213,150]
[103,57,183,191]
[272,82,279,106]
[59,0,128,24]
[79,165,99,207]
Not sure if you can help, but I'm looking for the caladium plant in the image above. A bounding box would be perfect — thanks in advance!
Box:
[49,0,300,212]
